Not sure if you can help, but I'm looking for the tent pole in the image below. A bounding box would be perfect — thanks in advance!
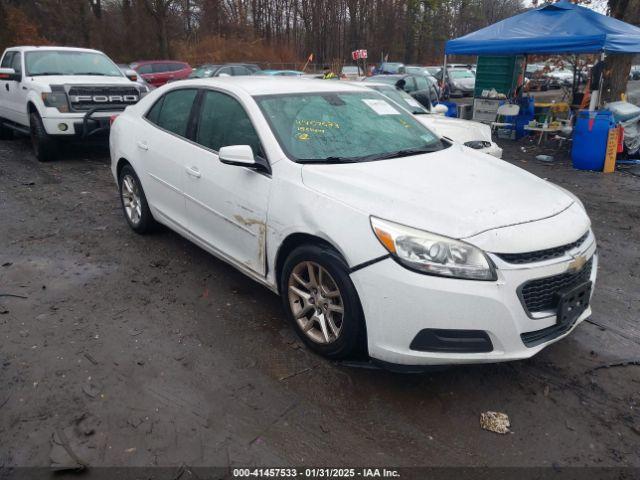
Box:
[597,52,606,109]
[441,54,448,101]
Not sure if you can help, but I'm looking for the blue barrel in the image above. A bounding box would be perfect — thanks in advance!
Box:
[572,110,615,171]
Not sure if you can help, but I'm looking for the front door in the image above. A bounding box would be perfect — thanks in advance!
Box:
[0,51,25,124]
[183,89,271,275]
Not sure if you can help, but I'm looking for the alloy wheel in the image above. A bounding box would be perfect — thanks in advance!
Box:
[288,261,345,344]
[121,174,142,225]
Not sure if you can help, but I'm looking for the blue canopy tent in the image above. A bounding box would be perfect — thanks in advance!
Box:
[445,1,640,56]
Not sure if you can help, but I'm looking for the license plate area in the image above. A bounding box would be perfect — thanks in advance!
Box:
[556,281,592,327]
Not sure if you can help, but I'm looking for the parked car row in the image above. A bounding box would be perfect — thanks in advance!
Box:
[0,45,598,370]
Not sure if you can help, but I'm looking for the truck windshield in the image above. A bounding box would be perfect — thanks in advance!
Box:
[255,91,443,163]
[25,50,123,77]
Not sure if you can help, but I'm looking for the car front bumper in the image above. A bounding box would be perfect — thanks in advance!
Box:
[42,108,125,138]
[350,237,597,366]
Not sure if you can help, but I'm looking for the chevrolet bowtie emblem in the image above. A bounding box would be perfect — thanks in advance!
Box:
[568,254,587,272]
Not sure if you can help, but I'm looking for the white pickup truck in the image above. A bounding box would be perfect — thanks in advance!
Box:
[0,46,145,161]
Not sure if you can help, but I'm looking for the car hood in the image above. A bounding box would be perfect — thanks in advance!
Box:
[25,75,137,87]
[301,144,574,240]
[415,114,491,143]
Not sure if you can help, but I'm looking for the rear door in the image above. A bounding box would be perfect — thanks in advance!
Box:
[183,89,271,275]
[137,88,199,228]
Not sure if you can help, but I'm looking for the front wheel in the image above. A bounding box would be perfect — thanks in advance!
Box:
[29,112,58,162]
[280,244,366,360]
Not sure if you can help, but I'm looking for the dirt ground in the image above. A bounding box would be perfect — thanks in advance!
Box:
[0,130,639,476]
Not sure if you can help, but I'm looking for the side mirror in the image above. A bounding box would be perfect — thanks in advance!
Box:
[433,104,449,115]
[219,145,257,168]
[0,68,19,81]
[124,69,138,82]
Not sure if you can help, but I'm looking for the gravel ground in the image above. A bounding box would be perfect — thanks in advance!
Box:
[0,132,639,475]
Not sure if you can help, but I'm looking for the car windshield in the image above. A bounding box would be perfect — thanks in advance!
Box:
[25,50,122,77]
[370,85,429,115]
[255,91,443,163]
[342,66,359,74]
[449,69,474,79]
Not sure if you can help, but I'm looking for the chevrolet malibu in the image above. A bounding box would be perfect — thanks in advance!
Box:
[109,78,597,368]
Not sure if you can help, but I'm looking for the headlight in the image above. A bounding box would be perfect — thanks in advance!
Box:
[41,92,69,112]
[371,217,496,281]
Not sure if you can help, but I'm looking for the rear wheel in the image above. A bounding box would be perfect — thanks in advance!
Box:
[29,112,58,162]
[281,244,366,360]
[118,164,156,234]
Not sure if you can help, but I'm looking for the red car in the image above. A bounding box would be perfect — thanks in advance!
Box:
[130,60,192,87]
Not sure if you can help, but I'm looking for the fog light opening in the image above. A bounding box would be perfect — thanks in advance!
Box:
[57,123,68,132]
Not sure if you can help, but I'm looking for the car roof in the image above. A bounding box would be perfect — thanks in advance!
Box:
[8,46,104,54]
[169,77,371,95]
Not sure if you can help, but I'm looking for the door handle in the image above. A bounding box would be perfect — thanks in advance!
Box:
[186,166,201,178]
[137,141,149,151]
[4,84,8,91]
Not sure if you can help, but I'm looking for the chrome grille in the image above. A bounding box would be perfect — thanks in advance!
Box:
[519,258,593,314]
[67,85,140,111]
[496,231,589,265]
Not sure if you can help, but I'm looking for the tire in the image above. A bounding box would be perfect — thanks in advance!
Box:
[118,164,156,234]
[280,244,367,360]
[29,112,58,162]
[0,120,13,140]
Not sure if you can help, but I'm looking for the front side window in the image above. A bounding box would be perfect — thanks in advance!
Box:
[25,50,123,77]
[196,91,263,157]
[256,91,443,163]
[11,52,22,75]
[1,52,15,69]
[147,89,198,137]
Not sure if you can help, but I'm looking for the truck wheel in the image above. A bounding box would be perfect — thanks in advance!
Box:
[29,112,58,162]
[0,120,13,140]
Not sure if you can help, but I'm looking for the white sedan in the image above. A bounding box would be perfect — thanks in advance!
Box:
[110,78,597,368]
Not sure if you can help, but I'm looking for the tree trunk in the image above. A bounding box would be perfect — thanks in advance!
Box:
[601,0,640,103]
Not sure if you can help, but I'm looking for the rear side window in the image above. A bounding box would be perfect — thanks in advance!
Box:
[152,63,169,73]
[415,76,428,91]
[170,62,187,71]
[231,66,250,76]
[196,90,263,157]
[1,52,15,68]
[147,89,198,137]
